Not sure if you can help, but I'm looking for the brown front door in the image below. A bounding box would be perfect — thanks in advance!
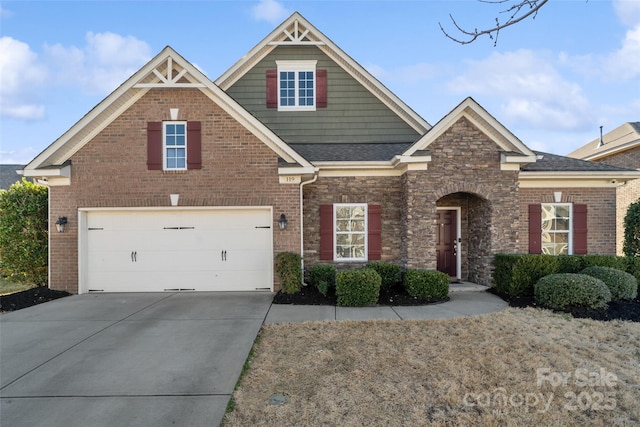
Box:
[436,210,457,277]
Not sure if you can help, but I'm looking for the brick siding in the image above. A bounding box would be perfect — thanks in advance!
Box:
[518,187,617,255]
[592,146,640,254]
[49,88,300,293]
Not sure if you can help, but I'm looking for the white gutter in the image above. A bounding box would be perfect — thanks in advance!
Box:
[299,170,318,284]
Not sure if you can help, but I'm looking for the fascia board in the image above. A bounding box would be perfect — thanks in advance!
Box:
[519,171,640,181]
[278,166,317,175]
[579,141,640,161]
[404,98,535,158]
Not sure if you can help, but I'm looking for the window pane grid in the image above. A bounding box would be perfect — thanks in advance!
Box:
[164,122,186,170]
[279,69,315,108]
[335,204,366,260]
[541,204,571,255]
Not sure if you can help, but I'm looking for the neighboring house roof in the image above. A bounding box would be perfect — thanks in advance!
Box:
[0,165,24,189]
[22,46,315,184]
[523,152,637,172]
[567,122,640,161]
[215,12,430,136]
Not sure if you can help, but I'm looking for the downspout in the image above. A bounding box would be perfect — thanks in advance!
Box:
[299,170,318,285]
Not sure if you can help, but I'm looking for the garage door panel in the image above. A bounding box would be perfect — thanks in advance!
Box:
[84,209,273,293]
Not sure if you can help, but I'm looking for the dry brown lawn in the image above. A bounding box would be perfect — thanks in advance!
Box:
[223,308,640,427]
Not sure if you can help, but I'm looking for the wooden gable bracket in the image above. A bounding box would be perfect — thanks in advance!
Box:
[268,19,325,46]
[134,57,206,88]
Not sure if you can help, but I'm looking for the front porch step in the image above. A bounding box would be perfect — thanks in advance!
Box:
[449,281,490,292]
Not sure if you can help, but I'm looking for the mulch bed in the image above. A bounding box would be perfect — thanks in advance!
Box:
[487,287,640,322]
[273,282,448,306]
[0,287,71,312]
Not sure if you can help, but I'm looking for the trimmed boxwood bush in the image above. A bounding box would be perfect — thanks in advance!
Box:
[556,255,585,274]
[493,254,558,297]
[579,266,638,301]
[366,261,401,289]
[336,268,381,307]
[580,254,628,271]
[534,274,611,310]
[403,269,449,300]
[309,264,337,296]
[275,252,302,294]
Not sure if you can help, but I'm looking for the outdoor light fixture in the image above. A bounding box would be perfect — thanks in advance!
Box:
[278,213,288,230]
[55,216,68,233]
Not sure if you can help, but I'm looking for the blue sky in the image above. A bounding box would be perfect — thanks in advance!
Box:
[1,0,639,164]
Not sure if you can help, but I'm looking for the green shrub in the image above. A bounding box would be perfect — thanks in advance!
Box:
[534,274,611,310]
[309,264,336,296]
[623,199,640,257]
[626,257,640,286]
[275,252,302,294]
[335,268,381,307]
[579,266,638,301]
[556,255,585,273]
[366,261,401,289]
[403,269,449,300]
[0,179,48,286]
[493,254,558,297]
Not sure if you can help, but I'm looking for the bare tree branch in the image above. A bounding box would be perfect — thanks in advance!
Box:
[440,0,549,45]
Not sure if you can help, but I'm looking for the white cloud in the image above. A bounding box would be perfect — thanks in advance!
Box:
[45,32,151,95]
[0,146,40,165]
[614,0,640,27]
[447,50,594,131]
[251,0,290,25]
[0,37,47,120]
[603,24,640,80]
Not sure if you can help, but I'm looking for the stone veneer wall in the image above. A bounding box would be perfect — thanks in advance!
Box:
[518,187,617,255]
[592,146,640,254]
[49,88,300,293]
[402,116,520,285]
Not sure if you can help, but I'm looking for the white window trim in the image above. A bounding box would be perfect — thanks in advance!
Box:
[334,203,368,262]
[163,121,187,171]
[276,60,317,112]
[541,203,573,255]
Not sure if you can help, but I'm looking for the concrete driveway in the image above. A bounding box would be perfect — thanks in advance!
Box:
[0,292,273,427]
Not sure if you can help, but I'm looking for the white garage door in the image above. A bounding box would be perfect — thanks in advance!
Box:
[81,209,273,293]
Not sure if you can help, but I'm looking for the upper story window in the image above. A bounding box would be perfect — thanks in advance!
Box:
[541,203,572,255]
[276,60,317,111]
[164,121,186,170]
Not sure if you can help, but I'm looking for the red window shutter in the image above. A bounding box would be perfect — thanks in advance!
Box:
[319,205,334,260]
[368,204,382,260]
[187,121,201,169]
[528,204,542,254]
[147,121,163,170]
[573,204,588,254]
[266,69,277,108]
[316,69,327,108]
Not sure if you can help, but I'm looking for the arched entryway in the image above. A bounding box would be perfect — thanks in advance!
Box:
[436,192,492,283]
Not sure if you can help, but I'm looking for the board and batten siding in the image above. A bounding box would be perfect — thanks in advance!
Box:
[225,45,421,144]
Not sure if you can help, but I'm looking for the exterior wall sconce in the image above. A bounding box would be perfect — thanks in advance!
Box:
[55,216,68,233]
[278,213,288,230]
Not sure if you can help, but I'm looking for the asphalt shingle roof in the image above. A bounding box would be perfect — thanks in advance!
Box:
[0,165,24,189]
[289,142,413,162]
